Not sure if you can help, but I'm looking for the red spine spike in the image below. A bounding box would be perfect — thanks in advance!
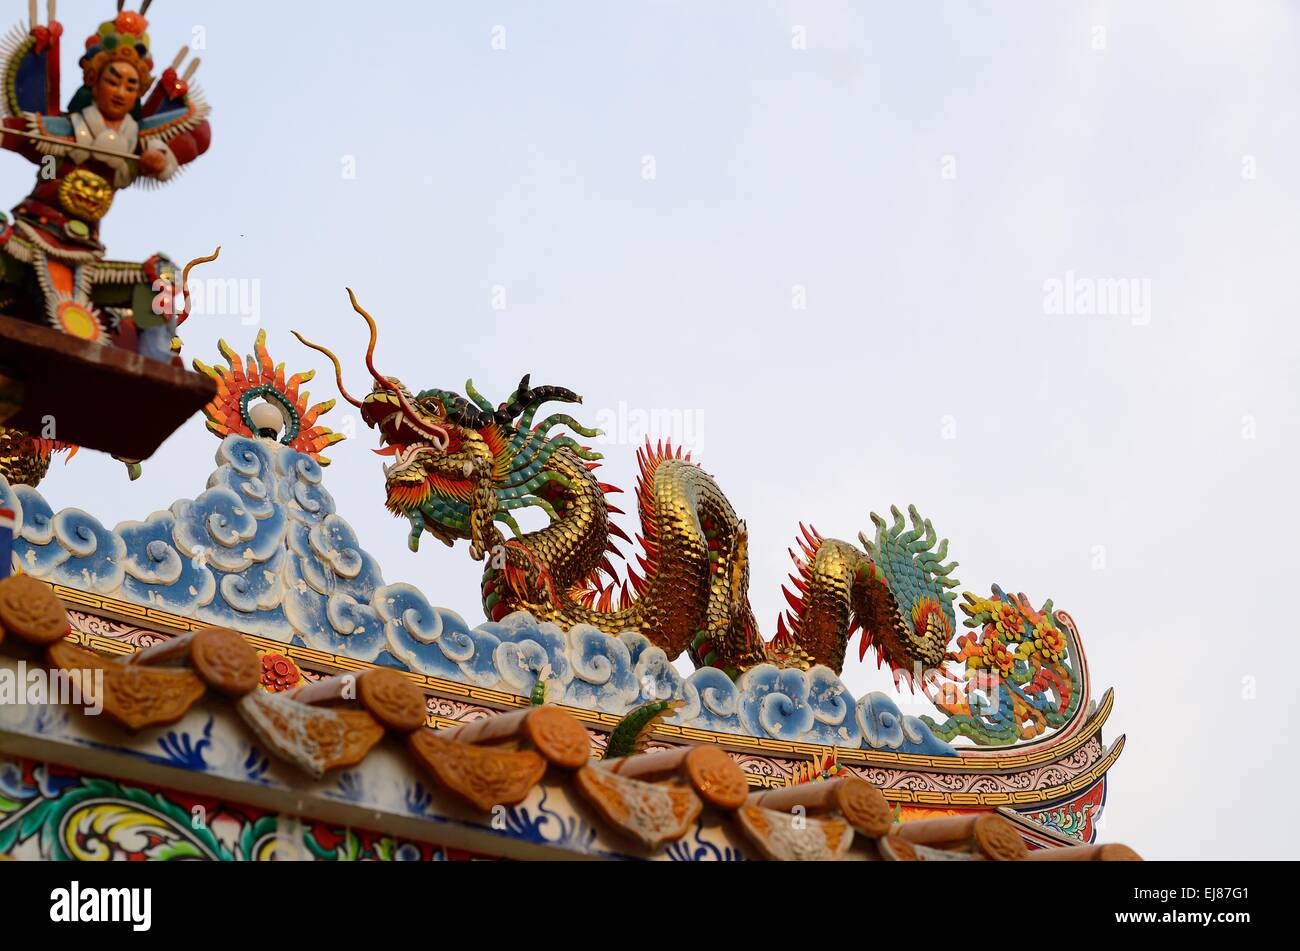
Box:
[782,586,805,614]
[800,523,820,549]
[607,522,633,544]
[598,482,623,494]
[773,613,796,649]
[606,504,625,516]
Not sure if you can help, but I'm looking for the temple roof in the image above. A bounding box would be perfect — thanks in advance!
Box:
[0,581,1139,861]
[0,330,1127,857]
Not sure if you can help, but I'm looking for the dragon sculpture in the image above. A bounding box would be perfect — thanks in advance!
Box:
[295,292,966,681]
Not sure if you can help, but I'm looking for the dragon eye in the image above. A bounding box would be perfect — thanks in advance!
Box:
[418,398,445,417]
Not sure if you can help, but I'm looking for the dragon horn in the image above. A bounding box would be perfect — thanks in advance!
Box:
[345,288,449,449]
[496,376,583,426]
[493,374,532,425]
[173,246,220,326]
[291,331,365,409]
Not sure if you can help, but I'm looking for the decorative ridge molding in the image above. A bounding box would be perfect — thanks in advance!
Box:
[59,609,1115,775]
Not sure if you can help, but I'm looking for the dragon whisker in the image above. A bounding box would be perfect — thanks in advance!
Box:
[345,288,450,450]
[292,331,366,409]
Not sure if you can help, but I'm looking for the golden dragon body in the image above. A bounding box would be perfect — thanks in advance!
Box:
[297,294,963,678]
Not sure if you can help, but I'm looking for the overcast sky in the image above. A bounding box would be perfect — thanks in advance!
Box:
[11,0,1299,860]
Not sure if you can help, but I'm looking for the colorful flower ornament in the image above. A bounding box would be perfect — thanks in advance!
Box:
[51,300,105,343]
[992,600,1025,642]
[979,634,1017,675]
[193,331,347,465]
[258,653,301,693]
[1026,619,1067,661]
[923,585,1083,745]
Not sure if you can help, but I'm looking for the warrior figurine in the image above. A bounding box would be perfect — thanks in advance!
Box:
[0,0,212,364]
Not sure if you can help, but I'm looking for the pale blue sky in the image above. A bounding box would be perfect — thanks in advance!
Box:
[11,0,1300,859]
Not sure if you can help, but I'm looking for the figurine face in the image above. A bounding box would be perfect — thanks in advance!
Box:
[93,61,143,121]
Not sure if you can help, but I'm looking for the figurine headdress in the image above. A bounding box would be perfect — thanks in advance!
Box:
[83,1,153,66]
[72,2,155,109]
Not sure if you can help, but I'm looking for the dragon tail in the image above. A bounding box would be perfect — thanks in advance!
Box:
[604,698,684,759]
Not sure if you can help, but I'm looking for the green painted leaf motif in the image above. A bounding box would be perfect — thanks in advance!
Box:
[152,841,209,861]
[304,828,338,861]
[27,777,233,861]
[239,814,281,861]
[18,796,55,840]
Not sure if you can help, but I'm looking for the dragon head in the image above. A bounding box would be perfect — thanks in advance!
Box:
[295,291,601,559]
[360,377,499,552]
